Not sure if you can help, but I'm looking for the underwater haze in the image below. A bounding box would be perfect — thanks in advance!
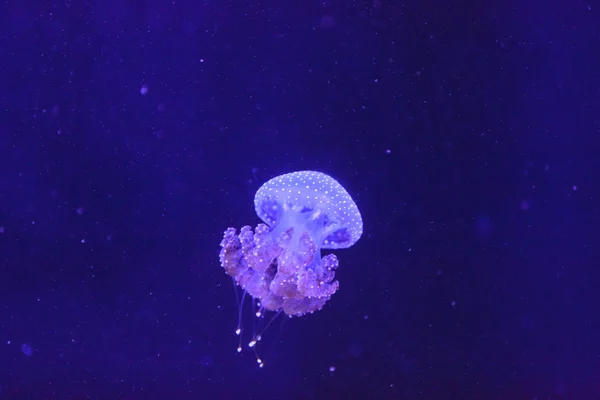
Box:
[1,1,599,399]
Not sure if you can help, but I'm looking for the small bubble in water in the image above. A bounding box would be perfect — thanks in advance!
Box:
[140,85,149,95]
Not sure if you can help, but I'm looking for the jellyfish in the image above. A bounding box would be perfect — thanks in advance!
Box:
[219,170,363,365]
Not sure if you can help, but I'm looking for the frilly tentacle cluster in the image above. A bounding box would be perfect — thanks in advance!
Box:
[219,224,340,316]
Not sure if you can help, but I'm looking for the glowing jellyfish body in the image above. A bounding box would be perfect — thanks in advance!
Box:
[221,171,362,314]
[219,171,363,363]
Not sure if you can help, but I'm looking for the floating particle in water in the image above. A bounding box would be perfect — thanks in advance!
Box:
[21,343,33,356]
[474,214,492,238]
[76,207,84,215]
[199,355,214,367]
[153,129,165,139]
[140,85,149,95]
[319,15,335,29]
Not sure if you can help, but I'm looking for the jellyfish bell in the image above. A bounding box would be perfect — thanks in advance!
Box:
[254,171,363,260]
[219,171,363,366]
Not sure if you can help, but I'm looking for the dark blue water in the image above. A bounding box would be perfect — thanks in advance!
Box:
[1,1,599,399]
